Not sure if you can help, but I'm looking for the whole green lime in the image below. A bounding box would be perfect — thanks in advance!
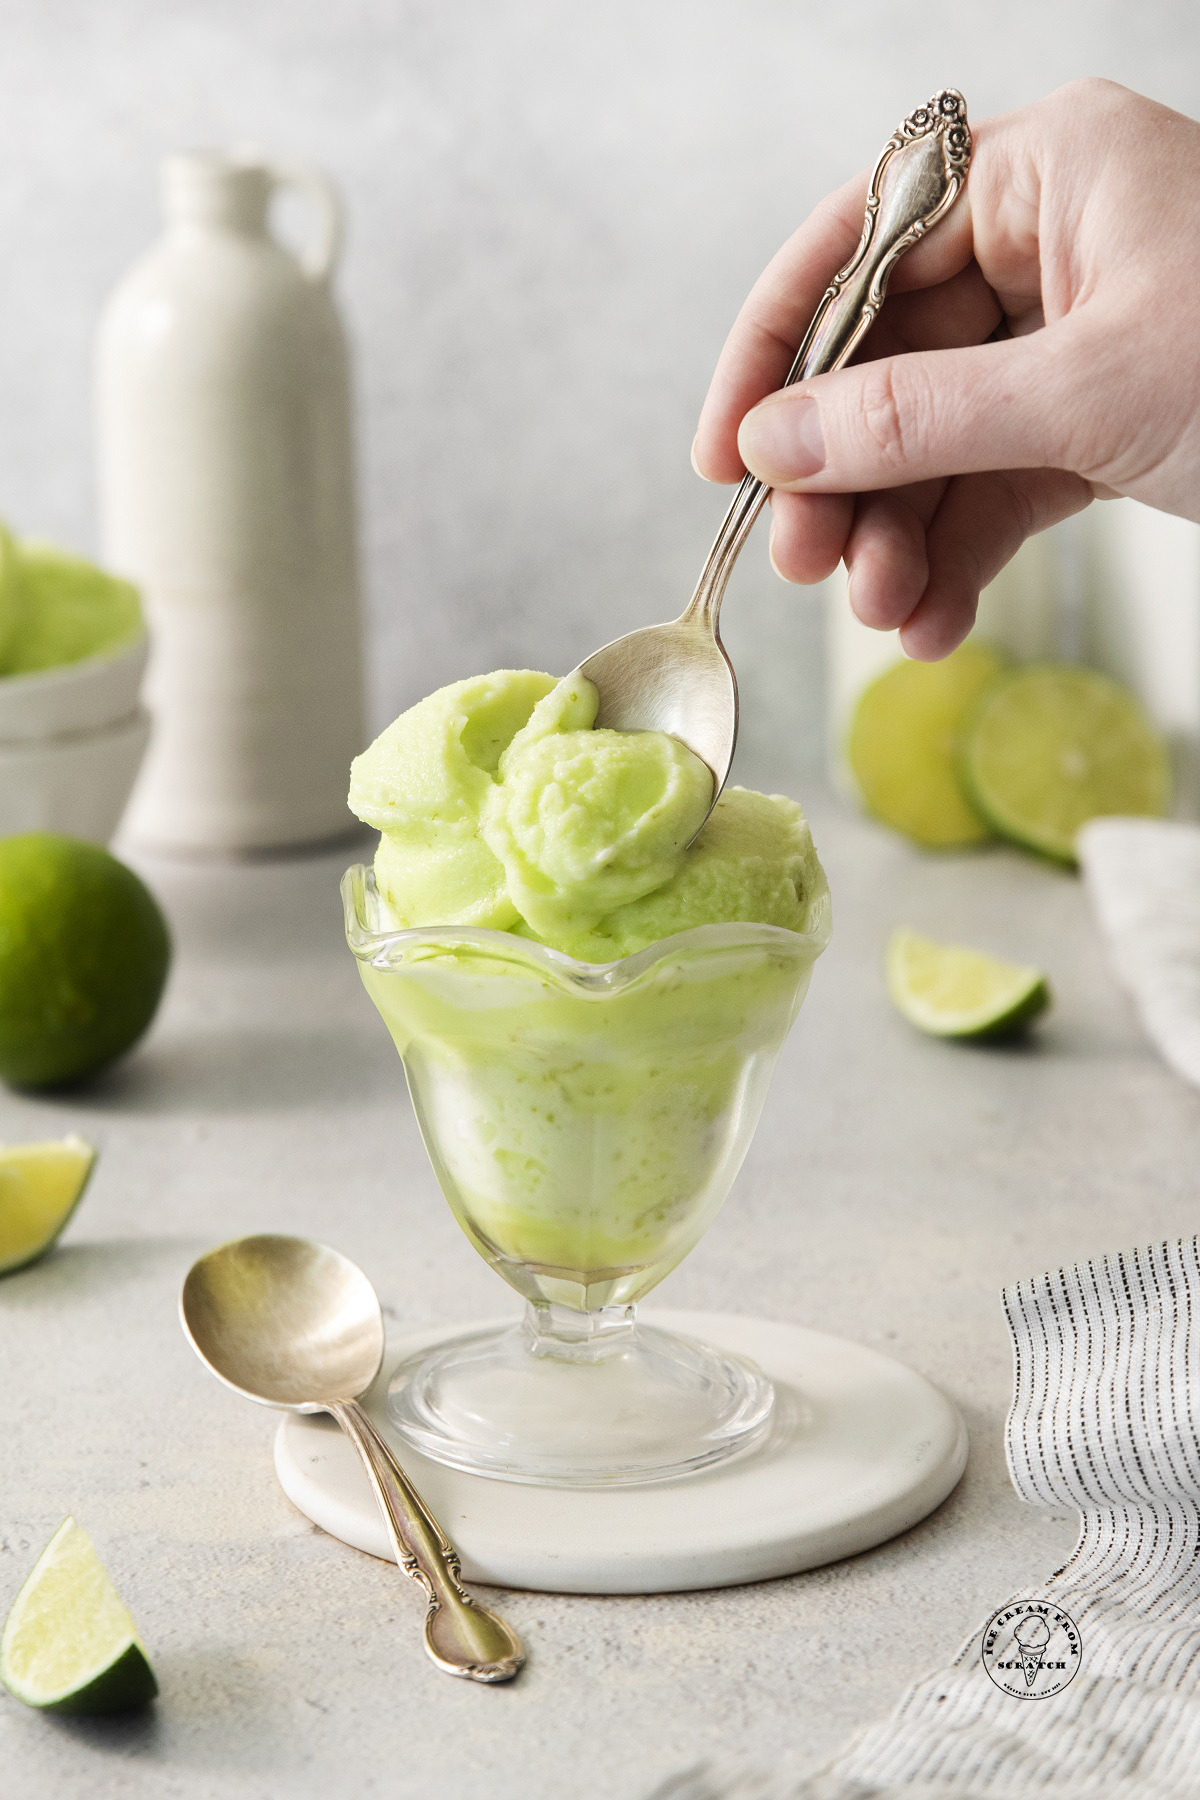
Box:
[0,835,170,1089]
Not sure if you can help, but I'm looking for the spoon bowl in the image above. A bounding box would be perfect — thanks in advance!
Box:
[580,615,737,797]
[181,1233,384,1409]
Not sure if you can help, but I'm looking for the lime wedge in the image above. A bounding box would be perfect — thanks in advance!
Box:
[961,664,1170,864]
[847,641,1006,848]
[886,927,1050,1039]
[0,1136,96,1275]
[0,1518,157,1714]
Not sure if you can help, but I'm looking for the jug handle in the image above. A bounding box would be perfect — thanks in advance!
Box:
[267,161,342,284]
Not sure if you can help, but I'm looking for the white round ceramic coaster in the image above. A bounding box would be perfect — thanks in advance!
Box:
[275,1309,967,1595]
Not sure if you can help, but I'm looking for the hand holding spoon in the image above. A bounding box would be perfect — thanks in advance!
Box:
[180,1233,524,1684]
[574,89,973,816]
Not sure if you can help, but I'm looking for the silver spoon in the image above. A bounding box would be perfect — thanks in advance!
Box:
[574,88,973,815]
[180,1233,524,1685]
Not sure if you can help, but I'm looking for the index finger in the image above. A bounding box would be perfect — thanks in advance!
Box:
[693,165,978,484]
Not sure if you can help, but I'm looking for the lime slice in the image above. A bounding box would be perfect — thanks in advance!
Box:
[847,641,1006,848]
[0,1135,96,1275]
[961,664,1170,864]
[886,926,1050,1039]
[0,1518,157,1714]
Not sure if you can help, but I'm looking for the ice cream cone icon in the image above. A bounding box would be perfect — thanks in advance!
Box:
[1013,1615,1051,1688]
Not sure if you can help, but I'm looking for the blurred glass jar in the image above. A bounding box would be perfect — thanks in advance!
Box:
[1082,500,1200,817]
[96,150,365,852]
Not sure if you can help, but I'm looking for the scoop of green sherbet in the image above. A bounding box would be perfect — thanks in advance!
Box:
[349,670,557,832]
[481,676,714,939]
[349,670,557,928]
[373,830,517,931]
[2,543,142,677]
[533,786,828,960]
[349,667,828,960]
[0,524,22,667]
[497,671,599,759]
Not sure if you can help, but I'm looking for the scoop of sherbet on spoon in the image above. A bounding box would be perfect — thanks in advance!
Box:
[573,89,973,817]
[180,1234,524,1684]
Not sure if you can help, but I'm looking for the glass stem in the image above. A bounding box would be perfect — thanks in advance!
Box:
[522,1300,637,1363]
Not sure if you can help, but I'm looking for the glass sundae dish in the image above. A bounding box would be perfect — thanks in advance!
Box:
[344,669,830,1485]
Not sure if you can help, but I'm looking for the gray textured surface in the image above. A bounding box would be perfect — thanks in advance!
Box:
[4,796,1200,1797]
[1,2,1199,789]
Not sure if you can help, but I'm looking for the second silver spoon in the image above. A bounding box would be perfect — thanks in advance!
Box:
[180,1233,524,1684]
[573,88,973,815]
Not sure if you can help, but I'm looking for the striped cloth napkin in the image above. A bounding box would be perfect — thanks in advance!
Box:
[649,1236,1200,1800]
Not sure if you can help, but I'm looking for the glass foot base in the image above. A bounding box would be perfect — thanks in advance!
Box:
[386,1305,775,1487]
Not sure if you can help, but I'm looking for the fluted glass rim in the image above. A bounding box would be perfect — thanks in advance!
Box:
[341,863,831,997]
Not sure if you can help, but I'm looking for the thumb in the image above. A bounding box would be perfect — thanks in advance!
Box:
[736,325,1090,493]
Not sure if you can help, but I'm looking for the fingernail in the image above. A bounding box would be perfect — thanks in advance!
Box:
[767,517,789,582]
[739,393,825,485]
[690,434,708,480]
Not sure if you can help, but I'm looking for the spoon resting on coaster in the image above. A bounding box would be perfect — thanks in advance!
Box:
[572,88,973,820]
[179,1233,525,1685]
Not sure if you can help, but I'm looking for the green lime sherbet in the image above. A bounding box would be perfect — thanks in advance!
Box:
[349,669,824,961]
[0,537,143,679]
[351,669,554,931]
[354,906,820,1300]
[0,525,22,667]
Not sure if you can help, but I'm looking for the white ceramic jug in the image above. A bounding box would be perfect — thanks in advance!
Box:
[1082,500,1200,816]
[96,150,365,852]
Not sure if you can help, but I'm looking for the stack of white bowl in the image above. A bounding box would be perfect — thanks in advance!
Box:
[0,633,151,843]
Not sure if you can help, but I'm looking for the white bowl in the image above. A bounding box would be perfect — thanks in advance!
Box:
[0,707,151,843]
[0,632,149,743]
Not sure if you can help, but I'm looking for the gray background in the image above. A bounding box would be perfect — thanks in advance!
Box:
[1,0,1199,794]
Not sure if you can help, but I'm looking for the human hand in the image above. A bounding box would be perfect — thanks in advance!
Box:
[693,79,1200,659]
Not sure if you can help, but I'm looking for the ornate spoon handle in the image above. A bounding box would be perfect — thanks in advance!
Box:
[329,1399,525,1684]
[685,88,973,627]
